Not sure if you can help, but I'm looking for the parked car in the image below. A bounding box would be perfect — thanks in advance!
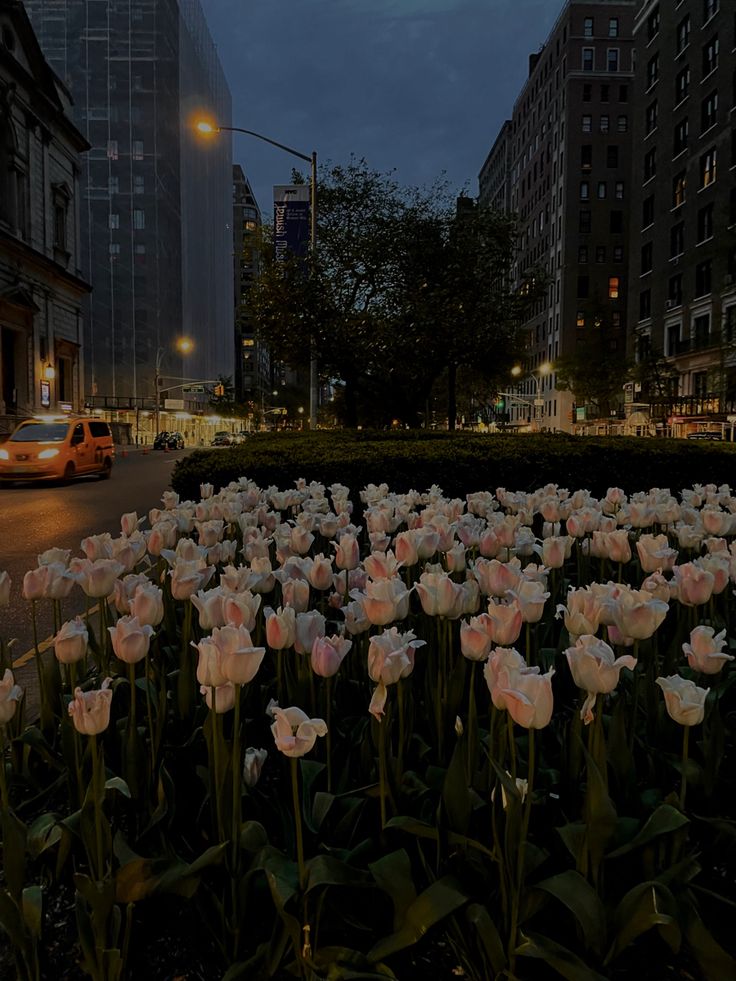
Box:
[0,417,114,482]
[211,431,234,446]
[153,431,185,450]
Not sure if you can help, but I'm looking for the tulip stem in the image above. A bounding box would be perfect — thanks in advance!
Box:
[680,725,690,811]
[508,727,535,976]
[211,688,221,841]
[0,725,9,809]
[467,662,477,787]
[144,653,155,778]
[31,599,45,707]
[325,677,332,793]
[291,757,306,889]
[397,678,406,788]
[128,663,137,735]
[90,734,105,880]
[507,712,517,781]
[231,684,242,867]
[378,714,388,830]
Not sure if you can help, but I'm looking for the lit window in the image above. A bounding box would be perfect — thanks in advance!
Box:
[701,148,717,187]
[609,277,620,298]
[576,311,586,328]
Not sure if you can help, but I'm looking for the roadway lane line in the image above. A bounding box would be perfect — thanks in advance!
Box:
[12,602,101,668]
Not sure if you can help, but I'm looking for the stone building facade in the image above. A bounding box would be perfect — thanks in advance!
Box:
[0,0,89,432]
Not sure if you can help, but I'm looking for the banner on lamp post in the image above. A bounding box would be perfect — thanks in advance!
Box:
[273,184,310,263]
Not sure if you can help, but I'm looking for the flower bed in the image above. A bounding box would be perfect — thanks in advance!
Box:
[1,476,735,980]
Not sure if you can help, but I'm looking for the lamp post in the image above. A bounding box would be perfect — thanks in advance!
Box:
[154,337,194,439]
[511,362,552,431]
[195,120,318,430]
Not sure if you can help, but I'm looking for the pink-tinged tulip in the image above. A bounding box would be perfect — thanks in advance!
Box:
[367,627,425,685]
[220,565,254,593]
[129,583,164,627]
[303,554,333,591]
[500,667,555,729]
[333,533,360,571]
[54,617,88,664]
[113,573,151,614]
[656,675,707,726]
[556,586,603,638]
[318,514,339,539]
[38,547,71,567]
[369,681,390,720]
[120,511,142,537]
[415,527,440,560]
[641,571,673,604]
[145,522,177,557]
[694,554,730,595]
[672,563,715,607]
[604,487,626,511]
[311,634,352,677]
[566,508,600,538]
[81,533,113,560]
[43,562,76,600]
[110,534,145,574]
[0,669,23,723]
[636,534,678,574]
[201,682,236,713]
[701,507,733,537]
[162,539,207,566]
[343,598,370,635]
[194,636,227,687]
[264,606,296,650]
[294,610,326,655]
[72,558,126,598]
[609,587,668,641]
[364,550,403,580]
[445,543,467,573]
[415,571,465,618]
[248,556,275,594]
[0,571,11,608]
[359,577,411,626]
[211,624,266,685]
[270,704,327,757]
[191,587,226,630]
[161,490,180,509]
[170,559,215,600]
[22,567,47,601]
[368,531,390,552]
[541,536,570,570]
[460,579,481,616]
[604,529,632,564]
[277,577,308,613]
[200,482,214,499]
[483,647,539,710]
[289,524,315,555]
[243,747,268,787]
[683,626,734,674]
[486,600,523,646]
[460,616,492,661]
[507,579,550,624]
[564,635,637,723]
[473,558,522,598]
[68,678,113,735]
[394,530,419,567]
[478,528,502,558]
[222,590,261,631]
[108,615,154,664]
[195,519,224,548]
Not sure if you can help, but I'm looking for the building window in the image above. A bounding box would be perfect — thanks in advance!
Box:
[693,371,708,397]
[693,314,711,348]
[674,118,689,155]
[615,181,624,200]
[609,17,619,38]
[617,114,628,132]
[582,48,594,71]
[579,210,591,233]
[582,114,592,133]
[644,148,656,180]
[668,274,683,307]
[134,175,144,194]
[702,37,719,77]
[671,221,685,257]
[597,181,607,199]
[701,91,718,133]
[601,84,609,102]
[596,246,607,263]
[576,311,586,328]
[607,49,619,72]
[647,54,659,89]
[109,213,119,229]
[640,290,652,320]
[106,140,118,160]
[578,246,588,263]
[666,323,681,356]
[132,140,144,161]
[607,145,619,168]
[675,66,690,104]
[643,195,655,227]
[580,181,590,199]
[109,243,120,256]
[695,260,712,297]
[645,101,658,135]
[609,276,620,298]
[581,145,592,170]
[672,172,687,208]
[704,0,719,22]
[612,312,621,329]
[619,84,628,102]
[583,17,594,38]
[577,275,590,298]
[641,243,653,275]
[583,83,592,102]
[108,177,119,194]
[133,209,145,230]
[676,16,690,55]
[647,6,660,42]
[697,203,714,242]
[53,202,66,251]
[701,148,717,187]
[610,210,623,234]
[613,246,624,262]
[600,115,609,133]
[134,244,146,254]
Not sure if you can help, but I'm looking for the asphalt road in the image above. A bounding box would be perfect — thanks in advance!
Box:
[0,446,194,677]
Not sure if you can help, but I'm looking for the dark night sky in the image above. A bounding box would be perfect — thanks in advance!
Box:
[202,0,559,216]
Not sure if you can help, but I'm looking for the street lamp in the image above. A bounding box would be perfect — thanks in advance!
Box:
[511,361,552,431]
[195,119,318,431]
[154,337,195,438]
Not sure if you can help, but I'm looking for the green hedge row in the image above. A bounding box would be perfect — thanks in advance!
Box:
[171,431,736,501]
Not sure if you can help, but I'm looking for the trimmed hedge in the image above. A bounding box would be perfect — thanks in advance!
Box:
[171,431,736,501]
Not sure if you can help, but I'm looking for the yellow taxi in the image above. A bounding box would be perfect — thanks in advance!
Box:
[0,417,115,482]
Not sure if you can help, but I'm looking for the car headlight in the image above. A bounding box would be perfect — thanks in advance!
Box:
[38,448,60,459]
[0,448,8,460]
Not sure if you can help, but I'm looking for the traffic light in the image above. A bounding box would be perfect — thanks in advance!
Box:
[494,395,506,413]
[214,384,225,397]
[568,404,576,424]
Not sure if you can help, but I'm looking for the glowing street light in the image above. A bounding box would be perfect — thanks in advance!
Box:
[511,361,553,430]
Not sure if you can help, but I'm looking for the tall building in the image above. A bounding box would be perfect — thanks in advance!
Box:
[232,163,268,411]
[481,0,637,431]
[628,0,736,433]
[1,0,89,430]
[25,0,233,414]
[479,119,512,212]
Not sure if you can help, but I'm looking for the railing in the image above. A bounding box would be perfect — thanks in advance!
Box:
[85,395,157,411]
[643,393,736,419]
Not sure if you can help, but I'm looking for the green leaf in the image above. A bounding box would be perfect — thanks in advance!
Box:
[534,870,606,956]
[306,854,371,894]
[606,881,681,964]
[517,931,608,981]
[239,820,268,853]
[441,736,471,835]
[367,875,468,963]
[21,886,42,938]
[27,812,61,859]
[104,776,132,798]
[557,822,587,867]
[314,946,397,979]
[686,910,736,981]
[582,746,617,867]
[464,903,507,975]
[607,804,689,859]
[369,850,416,931]
[1,809,27,901]
[301,759,327,834]
[0,891,24,947]
[312,791,335,832]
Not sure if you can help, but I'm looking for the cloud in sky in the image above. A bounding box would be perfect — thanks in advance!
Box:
[203,0,557,213]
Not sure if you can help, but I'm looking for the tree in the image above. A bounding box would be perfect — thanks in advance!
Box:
[207,374,247,419]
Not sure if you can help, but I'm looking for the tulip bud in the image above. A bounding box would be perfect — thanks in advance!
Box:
[243,747,268,787]
[0,669,23,723]
[54,617,88,665]
[108,616,154,664]
[68,678,113,735]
